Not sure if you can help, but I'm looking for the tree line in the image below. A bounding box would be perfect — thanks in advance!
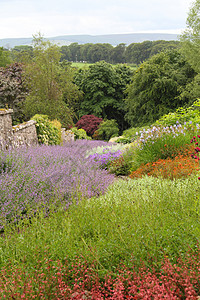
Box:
[8,39,180,65]
[0,0,200,134]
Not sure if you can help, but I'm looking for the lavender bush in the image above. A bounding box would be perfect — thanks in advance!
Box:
[86,144,126,169]
[0,140,115,231]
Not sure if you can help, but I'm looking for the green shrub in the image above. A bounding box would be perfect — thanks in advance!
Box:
[70,127,91,140]
[132,125,195,170]
[123,125,150,140]
[95,119,119,141]
[32,114,61,145]
[107,143,136,176]
[50,119,62,144]
[115,136,132,144]
[155,99,200,126]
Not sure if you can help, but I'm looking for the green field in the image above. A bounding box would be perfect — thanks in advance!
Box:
[71,61,138,70]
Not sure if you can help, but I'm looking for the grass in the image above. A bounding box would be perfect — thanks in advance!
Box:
[71,62,93,69]
[0,175,199,274]
[71,61,138,71]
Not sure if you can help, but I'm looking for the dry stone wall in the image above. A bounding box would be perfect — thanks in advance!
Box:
[13,120,38,148]
[61,128,74,144]
[0,109,38,150]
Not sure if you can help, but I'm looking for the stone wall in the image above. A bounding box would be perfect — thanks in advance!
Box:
[61,128,74,143]
[13,120,38,148]
[0,109,38,150]
[0,109,13,149]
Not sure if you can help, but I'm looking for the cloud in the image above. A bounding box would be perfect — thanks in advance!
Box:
[0,0,193,38]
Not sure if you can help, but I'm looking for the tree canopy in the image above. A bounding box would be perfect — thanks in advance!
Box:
[23,35,75,127]
[0,47,11,67]
[74,61,133,131]
[180,0,200,73]
[0,63,27,123]
[125,50,196,127]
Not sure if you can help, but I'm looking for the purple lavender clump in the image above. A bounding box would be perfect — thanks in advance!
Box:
[88,150,122,169]
[0,140,115,230]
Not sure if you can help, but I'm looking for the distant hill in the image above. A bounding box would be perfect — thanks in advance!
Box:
[0,33,179,48]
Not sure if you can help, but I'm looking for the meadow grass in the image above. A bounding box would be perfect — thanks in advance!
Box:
[71,62,93,69]
[0,175,199,277]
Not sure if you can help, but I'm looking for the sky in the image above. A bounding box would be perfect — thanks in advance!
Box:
[0,0,193,39]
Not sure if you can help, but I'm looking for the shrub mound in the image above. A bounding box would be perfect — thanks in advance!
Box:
[75,114,103,137]
[32,114,61,145]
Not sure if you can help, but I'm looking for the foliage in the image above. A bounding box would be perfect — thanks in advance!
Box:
[86,143,125,169]
[129,152,199,180]
[180,0,200,73]
[131,123,198,169]
[10,45,33,64]
[75,114,103,137]
[60,40,180,65]
[123,125,150,140]
[32,114,61,145]
[125,50,196,127]
[115,136,132,144]
[88,149,122,170]
[86,142,133,175]
[57,60,83,122]
[0,63,27,123]
[1,249,200,298]
[0,140,114,230]
[190,134,200,180]
[108,152,133,176]
[125,40,180,64]
[23,35,74,128]
[0,175,200,282]
[110,43,126,63]
[70,127,91,140]
[74,61,133,131]
[50,119,62,144]
[95,119,119,141]
[155,98,200,126]
[0,47,11,67]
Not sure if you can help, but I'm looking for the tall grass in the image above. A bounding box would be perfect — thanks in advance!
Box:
[0,176,199,275]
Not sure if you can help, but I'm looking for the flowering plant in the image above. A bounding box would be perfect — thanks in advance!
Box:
[190,135,200,179]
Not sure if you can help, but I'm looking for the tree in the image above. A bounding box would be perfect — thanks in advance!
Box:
[58,60,83,122]
[125,50,196,127]
[68,43,81,62]
[0,63,27,123]
[74,61,133,131]
[111,43,126,64]
[24,35,74,127]
[125,41,152,64]
[79,43,93,62]
[10,46,33,64]
[60,45,71,61]
[180,0,200,102]
[0,47,11,67]
[180,0,200,72]
[87,43,113,63]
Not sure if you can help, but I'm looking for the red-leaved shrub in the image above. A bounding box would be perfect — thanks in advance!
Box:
[75,115,103,137]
